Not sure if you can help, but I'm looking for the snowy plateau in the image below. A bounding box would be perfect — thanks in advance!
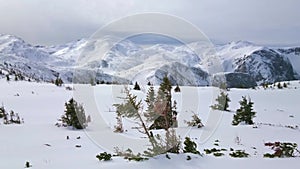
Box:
[0,34,300,169]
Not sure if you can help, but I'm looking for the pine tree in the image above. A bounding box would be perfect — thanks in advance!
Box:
[90,78,96,86]
[25,161,32,168]
[60,98,87,129]
[211,91,230,111]
[133,82,141,90]
[183,137,200,154]
[144,86,158,122]
[0,106,4,118]
[6,74,10,81]
[232,96,256,125]
[114,87,156,148]
[114,82,180,157]
[184,113,204,128]
[0,105,22,124]
[277,82,283,89]
[174,84,181,92]
[55,77,63,86]
[150,76,176,130]
[283,82,287,88]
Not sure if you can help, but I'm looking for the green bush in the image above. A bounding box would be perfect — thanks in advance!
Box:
[264,142,299,158]
[96,152,112,161]
[204,148,226,154]
[114,148,148,162]
[213,152,225,157]
[229,150,249,158]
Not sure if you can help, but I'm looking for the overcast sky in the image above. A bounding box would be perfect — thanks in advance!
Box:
[0,0,299,46]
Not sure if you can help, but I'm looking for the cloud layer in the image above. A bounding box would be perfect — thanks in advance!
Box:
[0,0,299,46]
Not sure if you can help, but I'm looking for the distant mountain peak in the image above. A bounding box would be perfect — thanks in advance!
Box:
[0,33,299,87]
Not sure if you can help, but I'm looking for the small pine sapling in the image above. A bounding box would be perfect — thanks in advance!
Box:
[174,84,181,92]
[283,82,287,88]
[277,82,283,89]
[183,137,200,155]
[184,113,204,128]
[133,81,141,90]
[25,161,32,168]
[211,91,230,111]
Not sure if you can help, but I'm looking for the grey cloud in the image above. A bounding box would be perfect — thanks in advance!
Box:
[0,0,299,46]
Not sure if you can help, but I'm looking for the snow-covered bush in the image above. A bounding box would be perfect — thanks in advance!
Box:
[0,105,23,124]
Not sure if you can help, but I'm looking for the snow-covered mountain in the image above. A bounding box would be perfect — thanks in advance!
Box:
[0,34,299,87]
[214,41,297,87]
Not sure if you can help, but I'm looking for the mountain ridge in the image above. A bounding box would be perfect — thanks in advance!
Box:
[0,34,299,87]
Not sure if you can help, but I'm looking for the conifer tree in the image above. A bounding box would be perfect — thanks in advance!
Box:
[232,96,256,125]
[174,84,181,92]
[133,82,141,90]
[60,98,87,129]
[55,77,63,86]
[183,137,200,154]
[0,106,4,118]
[150,76,176,130]
[277,82,283,89]
[184,113,204,128]
[114,87,155,146]
[6,74,10,81]
[144,86,157,122]
[211,91,230,111]
[115,83,180,156]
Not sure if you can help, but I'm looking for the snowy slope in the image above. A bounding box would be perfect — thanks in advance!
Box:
[0,80,300,168]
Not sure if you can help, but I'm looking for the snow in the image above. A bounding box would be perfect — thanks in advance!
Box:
[0,79,300,168]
